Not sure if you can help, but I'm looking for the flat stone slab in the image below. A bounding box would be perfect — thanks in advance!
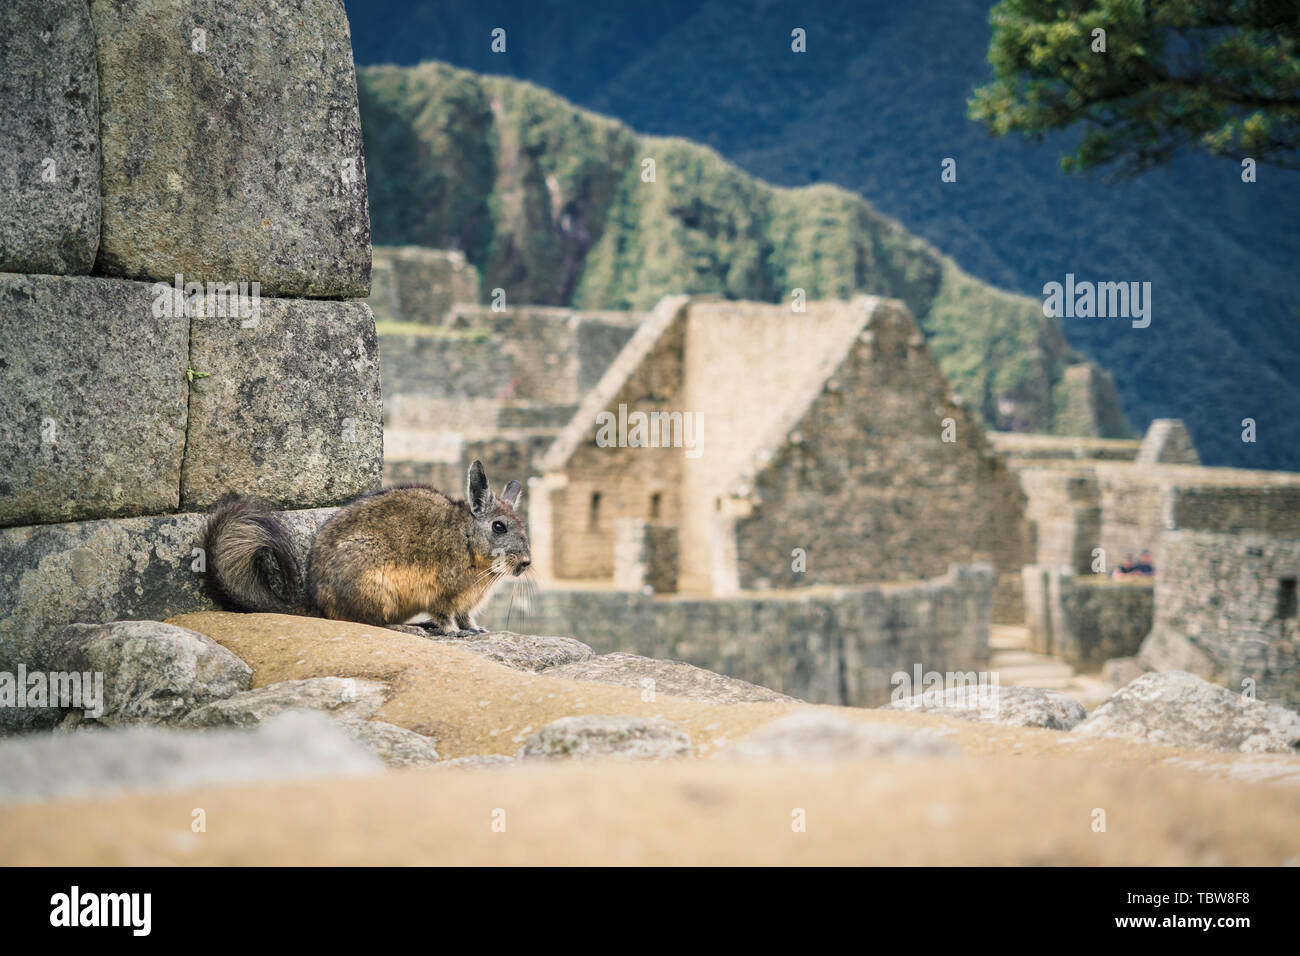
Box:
[183,301,382,510]
[91,0,370,297]
[1073,670,1300,753]
[549,652,796,704]
[0,711,381,804]
[0,0,100,275]
[0,507,335,725]
[0,275,187,527]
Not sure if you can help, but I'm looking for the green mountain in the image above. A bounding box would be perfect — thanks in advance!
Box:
[343,0,1300,471]
[358,61,1128,437]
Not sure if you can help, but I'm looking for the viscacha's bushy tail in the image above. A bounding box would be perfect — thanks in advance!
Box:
[200,497,308,615]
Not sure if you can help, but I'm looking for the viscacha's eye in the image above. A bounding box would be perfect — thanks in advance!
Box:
[492,520,507,535]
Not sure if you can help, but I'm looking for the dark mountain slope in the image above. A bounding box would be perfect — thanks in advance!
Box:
[346,0,1300,468]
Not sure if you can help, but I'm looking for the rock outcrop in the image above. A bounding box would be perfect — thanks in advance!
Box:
[518,715,692,761]
[1072,671,1300,754]
[883,684,1088,731]
[549,652,796,704]
[177,677,389,729]
[393,627,596,672]
[46,621,251,726]
[3,613,1300,864]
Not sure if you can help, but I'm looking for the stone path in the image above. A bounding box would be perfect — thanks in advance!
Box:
[989,625,1112,709]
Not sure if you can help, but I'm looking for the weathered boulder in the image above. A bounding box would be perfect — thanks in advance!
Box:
[182,300,382,510]
[0,0,100,275]
[0,509,334,716]
[334,717,441,768]
[0,275,187,527]
[405,628,596,672]
[518,715,692,761]
[0,711,381,804]
[724,711,959,760]
[91,0,371,297]
[549,652,796,704]
[1072,671,1300,754]
[882,684,1088,730]
[177,677,388,728]
[45,621,251,726]
[1102,657,1147,688]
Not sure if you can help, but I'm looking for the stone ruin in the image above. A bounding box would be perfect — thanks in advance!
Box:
[0,0,382,731]
[999,424,1300,708]
[379,246,1300,712]
[0,1,1298,867]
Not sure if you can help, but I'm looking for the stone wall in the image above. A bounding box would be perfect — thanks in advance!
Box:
[677,299,869,592]
[0,1,379,730]
[368,246,480,325]
[379,304,641,495]
[1022,565,1154,672]
[532,297,690,581]
[726,299,1028,592]
[1052,362,1133,439]
[613,519,680,593]
[1004,425,1300,577]
[481,564,993,707]
[537,296,1027,595]
[1014,466,1101,572]
[1141,530,1300,709]
[987,432,1141,463]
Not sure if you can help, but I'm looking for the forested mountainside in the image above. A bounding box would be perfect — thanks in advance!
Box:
[358,60,1127,438]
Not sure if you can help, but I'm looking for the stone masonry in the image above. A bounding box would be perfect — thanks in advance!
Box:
[534,295,1027,594]
[0,0,380,731]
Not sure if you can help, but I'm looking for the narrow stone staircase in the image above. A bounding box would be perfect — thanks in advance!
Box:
[989,625,1112,709]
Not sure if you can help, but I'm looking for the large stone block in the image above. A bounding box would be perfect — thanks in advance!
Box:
[0,274,187,526]
[0,0,100,275]
[182,300,382,509]
[90,0,371,297]
[0,507,334,728]
[369,246,480,324]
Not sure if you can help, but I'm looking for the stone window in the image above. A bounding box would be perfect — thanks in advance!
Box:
[650,492,662,520]
[1279,578,1297,620]
[589,491,602,531]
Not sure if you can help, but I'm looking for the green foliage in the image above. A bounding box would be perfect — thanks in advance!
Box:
[358,61,1128,436]
[970,0,1300,176]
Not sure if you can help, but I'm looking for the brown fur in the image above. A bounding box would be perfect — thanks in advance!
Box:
[203,462,529,631]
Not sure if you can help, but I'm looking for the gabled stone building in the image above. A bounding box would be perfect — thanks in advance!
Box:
[531,295,1028,595]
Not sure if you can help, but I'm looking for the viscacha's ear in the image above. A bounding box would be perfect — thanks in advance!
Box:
[467,460,493,516]
[502,479,523,509]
